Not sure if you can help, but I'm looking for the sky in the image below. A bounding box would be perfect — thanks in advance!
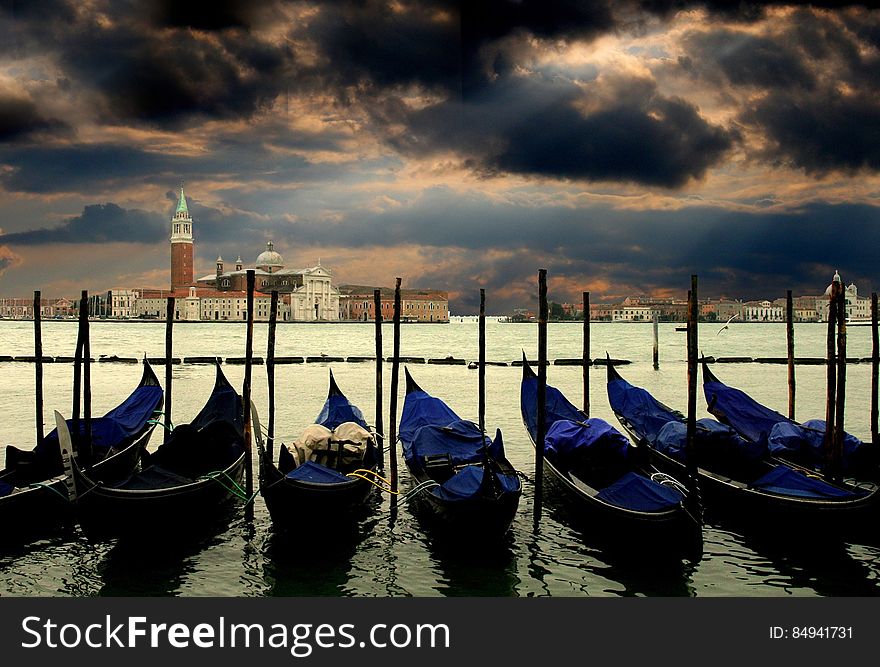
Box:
[1,1,880,313]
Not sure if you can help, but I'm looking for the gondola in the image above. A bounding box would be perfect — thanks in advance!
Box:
[399,368,521,537]
[606,362,879,528]
[0,359,163,540]
[257,370,380,532]
[520,356,697,534]
[702,362,878,480]
[68,363,246,538]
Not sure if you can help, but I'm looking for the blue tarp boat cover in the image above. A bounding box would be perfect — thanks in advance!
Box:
[751,464,860,499]
[607,377,683,444]
[656,418,765,462]
[706,378,867,470]
[544,418,630,464]
[286,460,352,484]
[404,419,503,466]
[35,383,163,464]
[0,481,13,497]
[400,389,461,445]
[432,465,520,502]
[317,393,367,430]
[595,471,683,512]
[766,419,865,472]
[703,380,791,446]
[520,372,587,441]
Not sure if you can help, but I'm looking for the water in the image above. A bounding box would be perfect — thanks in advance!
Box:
[1,319,879,597]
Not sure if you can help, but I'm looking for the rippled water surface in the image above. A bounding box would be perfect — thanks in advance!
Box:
[1,319,879,596]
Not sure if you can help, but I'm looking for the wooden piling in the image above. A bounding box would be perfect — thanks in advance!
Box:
[535,269,548,520]
[652,310,659,371]
[872,292,878,446]
[684,277,701,519]
[479,289,486,436]
[33,291,44,448]
[72,293,85,452]
[786,289,795,420]
[374,289,384,471]
[242,270,255,516]
[583,291,590,416]
[83,292,92,466]
[388,277,402,494]
[833,283,847,481]
[823,279,840,473]
[164,297,174,441]
[267,290,279,461]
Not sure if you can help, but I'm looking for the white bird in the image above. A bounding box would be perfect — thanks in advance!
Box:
[716,313,740,335]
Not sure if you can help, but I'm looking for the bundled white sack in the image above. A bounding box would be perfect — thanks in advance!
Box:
[292,421,373,469]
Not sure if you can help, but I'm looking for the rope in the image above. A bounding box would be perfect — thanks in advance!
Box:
[650,471,690,496]
[147,419,174,431]
[198,470,259,505]
[27,481,70,502]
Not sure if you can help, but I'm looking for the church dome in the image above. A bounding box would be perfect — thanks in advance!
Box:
[256,241,284,270]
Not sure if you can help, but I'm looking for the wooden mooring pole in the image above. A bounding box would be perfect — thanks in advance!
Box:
[479,289,486,436]
[374,289,385,471]
[684,276,702,520]
[823,278,840,474]
[242,270,255,518]
[164,296,174,441]
[83,293,92,466]
[72,292,85,454]
[583,291,590,416]
[833,282,847,481]
[535,269,548,524]
[872,292,878,447]
[267,290,279,462]
[652,310,660,371]
[33,291,44,448]
[786,289,795,420]
[388,277,402,494]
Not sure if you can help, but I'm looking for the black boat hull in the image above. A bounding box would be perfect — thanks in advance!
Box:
[615,415,880,532]
[74,454,246,538]
[260,461,376,532]
[406,468,520,539]
[0,425,154,543]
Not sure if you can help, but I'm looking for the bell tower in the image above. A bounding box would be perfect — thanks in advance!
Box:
[170,185,193,291]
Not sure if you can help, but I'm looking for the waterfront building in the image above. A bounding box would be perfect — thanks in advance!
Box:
[339,285,449,322]
[107,289,139,319]
[197,242,340,321]
[742,300,784,322]
[0,297,75,319]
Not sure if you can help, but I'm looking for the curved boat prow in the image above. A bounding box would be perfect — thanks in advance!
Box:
[521,351,536,380]
[404,367,424,394]
[328,368,343,397]
[141,357,161,387]
[701,359,720,385]
[606,352,624,383]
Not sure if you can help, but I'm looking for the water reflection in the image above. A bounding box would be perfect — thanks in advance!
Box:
[426,533,518,596]
[94,505,242,596]
[738,530,880,596]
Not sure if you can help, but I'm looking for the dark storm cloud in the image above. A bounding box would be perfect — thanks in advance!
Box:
[745,89,880,174]
[682,29,815,90]
[0,139,355,193]
[149,0,266,30]
[0,203,166,245]
[392,74,736,187]
[681,9,880,175]
[0,96,67,142]
[304,0,461,92]
[60,25,289,126]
